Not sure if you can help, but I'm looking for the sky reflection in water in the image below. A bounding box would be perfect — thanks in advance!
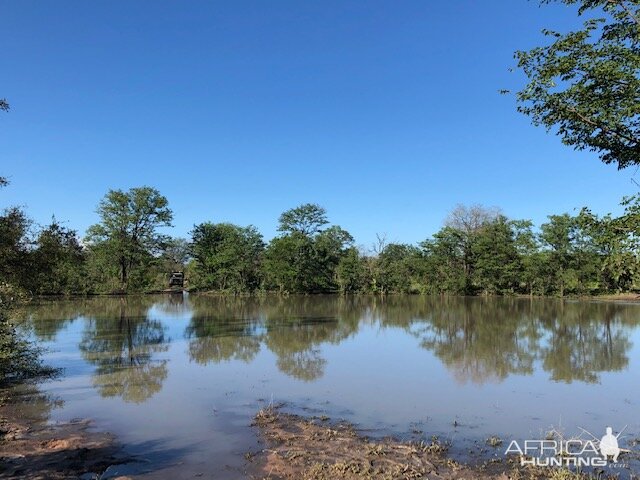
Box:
[17,295,640,477]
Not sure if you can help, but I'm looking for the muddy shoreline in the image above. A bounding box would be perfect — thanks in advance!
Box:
[247,407,619,480]
[0,386,132,480]
[0,397,626,480]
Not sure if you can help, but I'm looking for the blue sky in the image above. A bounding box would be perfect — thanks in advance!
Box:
[1,0,637,248]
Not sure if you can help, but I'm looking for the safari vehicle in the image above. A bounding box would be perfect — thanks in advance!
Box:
[168,271,184,288]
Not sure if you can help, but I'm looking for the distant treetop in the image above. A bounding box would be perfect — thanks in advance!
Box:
[277,203,329,236]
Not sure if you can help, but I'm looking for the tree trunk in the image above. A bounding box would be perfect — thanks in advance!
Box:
[120,257,128,290]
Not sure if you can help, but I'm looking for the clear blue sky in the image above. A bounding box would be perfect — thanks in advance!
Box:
[1,0,637,248]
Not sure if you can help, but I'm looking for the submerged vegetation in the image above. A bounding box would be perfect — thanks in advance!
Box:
[250,405,608,480]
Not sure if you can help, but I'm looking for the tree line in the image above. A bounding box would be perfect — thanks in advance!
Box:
[3,181,640,297]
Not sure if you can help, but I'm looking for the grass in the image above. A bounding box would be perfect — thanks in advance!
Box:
[251,406,623,480]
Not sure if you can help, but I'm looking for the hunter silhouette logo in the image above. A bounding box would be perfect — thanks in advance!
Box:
[599,427,621,462]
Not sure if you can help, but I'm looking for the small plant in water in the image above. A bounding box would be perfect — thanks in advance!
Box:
[416,435,450,455]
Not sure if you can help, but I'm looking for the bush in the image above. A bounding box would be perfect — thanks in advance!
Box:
[0,283,55,386]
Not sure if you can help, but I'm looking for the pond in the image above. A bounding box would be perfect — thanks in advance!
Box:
[13,295,640,478]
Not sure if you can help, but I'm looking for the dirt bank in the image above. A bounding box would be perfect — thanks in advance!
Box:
[248,407,613,480]
[0,387,131,480]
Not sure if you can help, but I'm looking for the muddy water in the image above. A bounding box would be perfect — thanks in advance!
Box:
[13,295,640,478]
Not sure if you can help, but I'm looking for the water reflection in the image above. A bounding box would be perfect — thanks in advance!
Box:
[185,296,361,381]
[540,311,630,383]
[22,296,640,400]
[78,297,169,403]
[374,297,635,384]
[185,297,262,364]
[261,297,360,381]
[1,382,63,424]
[19,299,86,340]
[405,300,539,383]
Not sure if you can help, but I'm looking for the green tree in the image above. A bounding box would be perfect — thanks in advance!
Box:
[190,222,264,293]
[471,216,522,295]
[264,204,353,293]
[147,236,191,290]
[579,196,640,291]
[514,0,640,168]
[512,219,545,295]
[313,226,355,291]
[421,227,467,294]
[612,194,640,288]
[31,219,86,294]
[540,214,576,295]
[86,187,173,292]
[336,247,368,293]
[420,205,503,294]
[0,175,55,384]
[376,243,422,294]
[277,203,328,236]
[162,237,191,268]
[443,204,502,292]
[263,233,311,293]
[0,207,31,290]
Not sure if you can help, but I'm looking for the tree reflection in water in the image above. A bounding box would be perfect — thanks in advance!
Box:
[383,297,635,384]
[20,295,640,398]
[538,302,631,383]
[185,297,262,364]
[185,296,361,381]
[78,297,169,403]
